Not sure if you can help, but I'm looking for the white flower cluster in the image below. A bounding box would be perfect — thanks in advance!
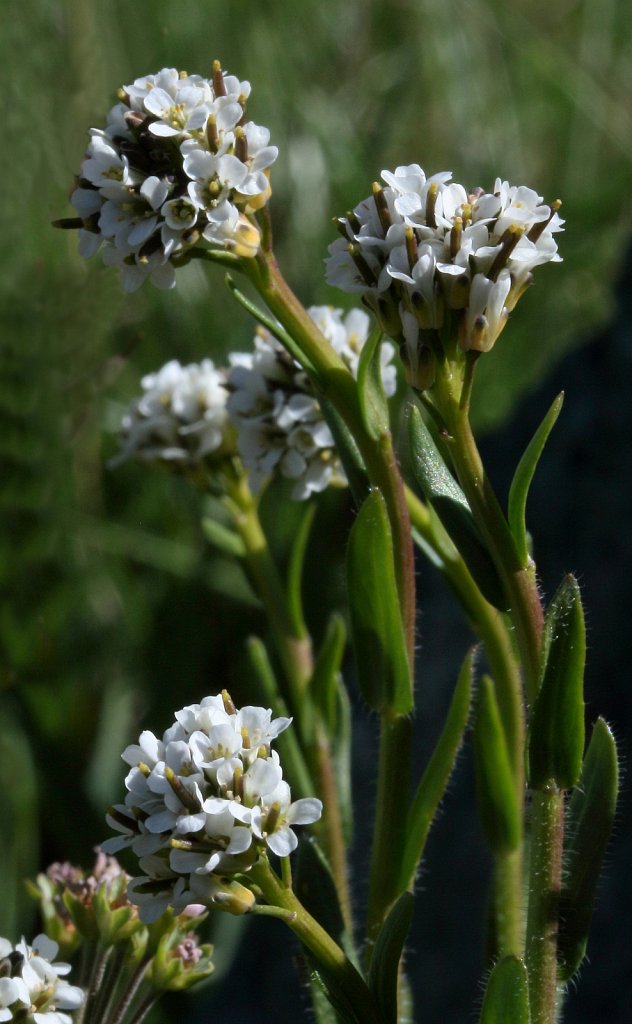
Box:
[0,935,83,1024]
[228,305,397,499]
[112,358,230,467]
[70,64,277,291]
[102,693,322,922]
[326,165,563,382]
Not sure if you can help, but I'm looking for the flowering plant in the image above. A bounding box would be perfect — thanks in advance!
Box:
[38,55,622,1024]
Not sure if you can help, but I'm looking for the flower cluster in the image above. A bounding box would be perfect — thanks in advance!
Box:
[0,935,83,1024]
[103,692,322,922]
[67,63,277,291]
[326,165,563,385]
[228,305,397,499]
[111,358,230,468]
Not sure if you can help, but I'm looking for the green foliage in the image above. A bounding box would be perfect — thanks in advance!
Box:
[346,490,412,715]
[528,575,586,790]
[558,719,619,981]
[407,405,507,610]
[367,892,414,1024]
[473,677,521,854]
[508,392,564,565]
[480,956,530,1024]
[357,327,390,440]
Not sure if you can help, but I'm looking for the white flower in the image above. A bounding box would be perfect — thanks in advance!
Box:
[228,306,397,499]
[63,63,276,289]
[111,358,230,467]
[0,935,83,1024]
[105,692,322,922]
[326,165,563,378]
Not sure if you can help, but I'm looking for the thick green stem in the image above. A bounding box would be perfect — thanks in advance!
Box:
[526,787,565,1024]
[492,848,524,957]
[365,714,413,959]
[249,858,383,1024]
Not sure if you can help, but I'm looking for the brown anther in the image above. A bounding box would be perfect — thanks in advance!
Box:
[264,801,281,836]
[232,764,244,801]
[206,114,219,152]
[527,199,562,243]
[450,217,463,260]
[460,202,472,227]
[212,60,227,97]
[487,224,524,281]
[349,245,377,288]
[165,766,202,813]
[137,761,152,778]
[405,226,419,271]
[234,127,248,164]
[333,217,353,241]
[117,88,130,107]
[346,210,361,234]
[222,690,237,715]
[372,182,391,235]
[425,182,438,229]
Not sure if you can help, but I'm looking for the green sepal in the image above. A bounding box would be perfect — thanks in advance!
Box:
[367,892,414,1024]
[399,649,472,888]
[201,516,247,558]
[62,890,99,942]
[473,676,521,854]
[310,612,347,732]
[528,575,585,790]
[319,396,370,507]
[346,489,412,715]
[557,718,619,981]
[407,404,507,611]
[287,503,316,638]
[507,391,564,566]
[147,928,214,992]
[479,956,530,1024]
[357,325,390,440]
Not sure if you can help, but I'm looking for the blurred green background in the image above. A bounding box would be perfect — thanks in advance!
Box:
[2,0,631,1021]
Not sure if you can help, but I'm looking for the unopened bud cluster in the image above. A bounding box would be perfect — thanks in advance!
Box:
[228,306,397,499]
[326,165,563,387]
[65,63,276,291]
[103,692,322,921]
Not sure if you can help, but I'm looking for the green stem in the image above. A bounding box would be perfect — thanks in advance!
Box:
[406,485,525,955]
[248,858,383,1024]
[365,714,413,959]
[526,787,565,1024]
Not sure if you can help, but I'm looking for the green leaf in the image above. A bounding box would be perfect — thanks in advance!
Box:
[310,612,347,732]
[201,516,247,558]
[508,392,564,565]
[558,718,619,980]
[346,489,412,715]
[400,650,472,887]
[407,404,508,611]
[357,325,390,440]
[368,892,414,1024]
[480,956,530,1024]
[319,396,370,507]
[473,676,521,854]
[528,575,585,790]
[286,502,316,638]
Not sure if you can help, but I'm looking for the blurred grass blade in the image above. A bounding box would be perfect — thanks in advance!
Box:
[473,676,521,854]
[528,575,585,790]
[286,502,316,638]
[0,704,38,935]
[480,956,530,1024]
[407,404,507,610]
[309,612,347,732]
[202,516,247,558]
[400,649,472,887]
[368,892,414,1024]
[357,325,389,440]
[558,718,619,981]
[508,392,564,565]
[346,489,412,715]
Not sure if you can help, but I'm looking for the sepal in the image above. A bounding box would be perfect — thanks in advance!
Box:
[357,325,391,440]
